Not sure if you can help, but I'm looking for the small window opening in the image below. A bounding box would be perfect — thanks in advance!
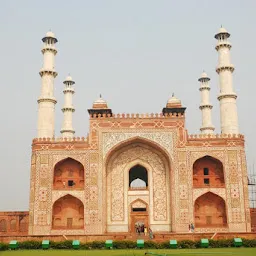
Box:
[204,168,209,175]
[204,178,210,185]
[68,180,75,187]
[132,208,146,212]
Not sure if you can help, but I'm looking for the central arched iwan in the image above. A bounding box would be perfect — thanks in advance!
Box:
[105,138,172,233]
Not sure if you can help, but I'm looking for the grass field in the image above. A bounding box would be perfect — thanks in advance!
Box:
[1,248,256,256]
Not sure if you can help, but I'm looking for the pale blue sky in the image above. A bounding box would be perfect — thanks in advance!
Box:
[0,0,256,210]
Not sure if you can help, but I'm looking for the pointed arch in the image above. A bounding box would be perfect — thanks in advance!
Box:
[105,138,172,232]
[0,219,7,232]
[130,199,148,211]
[129,164,148,189]
[193,155,225,188]
[105,136,172,167]
[194,192,227,228]
[52,191,84,204]
[52,194,84,230]
[10,219,16,231]
[53,157,84,190]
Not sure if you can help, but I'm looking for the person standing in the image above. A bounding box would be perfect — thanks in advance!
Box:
[144,226,148,236]
[149,227,153,239]
[191,223,194,233]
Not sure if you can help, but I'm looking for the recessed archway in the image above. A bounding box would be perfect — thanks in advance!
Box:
[194,192,227,228]
[105,139,172,232]
[10,219,16,231]
[53,158,84,190]
[193,156,225,188]
[52,194,84,229]
[0,219,7,232]
[129,164,148,189]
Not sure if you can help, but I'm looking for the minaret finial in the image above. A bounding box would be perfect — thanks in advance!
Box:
[100,94,102,98]
[172,92,174,97]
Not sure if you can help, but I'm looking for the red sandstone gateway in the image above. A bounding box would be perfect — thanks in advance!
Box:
[1,27,256,240]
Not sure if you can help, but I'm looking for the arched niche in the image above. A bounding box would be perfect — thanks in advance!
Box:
[52,194,84,230]
[10,219,16,231]
[194,192,227,228]
[193,156,225,188]
[129,164,148,189]
[0,219,7,232]
[19,218,27,232]
[53,158,84,190]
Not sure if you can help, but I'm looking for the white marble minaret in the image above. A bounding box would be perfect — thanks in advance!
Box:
[215,27,239,134]
[37,31,58,138]
[60,75,75,138]
[199,72,215,134]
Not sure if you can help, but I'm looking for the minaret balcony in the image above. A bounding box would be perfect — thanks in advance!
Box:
[41,47,57,55]
[215,41,232,50]
[199,104,213,110]
[63,88,75,94]
[217,93,237,101]
[61,107,75,112]
[39,69,58,78]
[37,97,57,104]
[216,65,234,74]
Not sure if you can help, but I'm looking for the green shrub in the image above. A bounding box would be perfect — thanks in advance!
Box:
[178,240,197,249]
[50,240,73,249]
[0,238,255,250]
[0,243,8,251]
[240,239,256,247]
[209,239,233,248]
[19,240,41,249]
[144,240,158,249]
[86,240,105,249]
[113,240,135,249]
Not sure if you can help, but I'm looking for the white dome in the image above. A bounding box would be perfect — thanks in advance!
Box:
[201,71,208,78]
[65,75,73,81]
[46,31,55,38]
[92,95,108,109]
[219,27,228,33]
[94,96,106,105]
[167,94,181,106]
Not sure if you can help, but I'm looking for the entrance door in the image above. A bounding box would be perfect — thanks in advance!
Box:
[67,218,73,229]
[130,207,149,233]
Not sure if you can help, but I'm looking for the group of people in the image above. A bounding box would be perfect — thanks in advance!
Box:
[135,223,153,239]
[134,222,195,238]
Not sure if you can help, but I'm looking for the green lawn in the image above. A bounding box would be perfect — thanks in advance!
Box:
[1,248,256,256]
